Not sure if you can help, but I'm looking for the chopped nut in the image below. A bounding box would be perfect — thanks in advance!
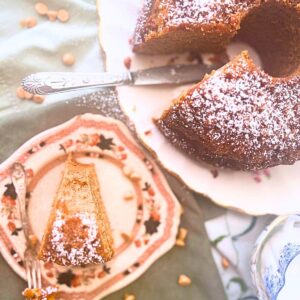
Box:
[176,228,188,247]
[175,239,185,247]
[33,94,45,104]
[35,2,48,15]
[62,53,75,66]
[180,205,184,215]
[24,90,33,100]
[178,227,188,240]
[122,166,132,177]
[123,191,134,201]
[124,293,136,300]
[20,19,28,28]
[130,172,141,181]
[47,10,58,22]
[120,232,132,243]
[27,16,37,28]
[16,86,26,99]
[57,9,70,22]
[178,274,191,286]
[21,17,37,28]
[221,257,229,269]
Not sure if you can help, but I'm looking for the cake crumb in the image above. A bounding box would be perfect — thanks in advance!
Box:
[144,129,152,136]
[210,169,219,178]
[123,56,132,70]
[123,191,134,201]
[167,55,179,65]
[120,232,132,243]
[178,274,191,286]
[187,51,203,64]
[28,234,38,247]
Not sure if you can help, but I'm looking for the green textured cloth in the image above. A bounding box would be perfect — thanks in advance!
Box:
[0,1,226,299]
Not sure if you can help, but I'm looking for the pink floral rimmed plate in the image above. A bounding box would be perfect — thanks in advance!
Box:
[98,0,300,216]
[0,113,181,300]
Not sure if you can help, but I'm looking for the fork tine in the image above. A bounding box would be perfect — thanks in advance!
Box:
[31,261,37,289]
[36,260,42,289]
[26,261,32,289]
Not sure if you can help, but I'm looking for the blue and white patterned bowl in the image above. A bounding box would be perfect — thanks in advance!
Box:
[251,215,300,300]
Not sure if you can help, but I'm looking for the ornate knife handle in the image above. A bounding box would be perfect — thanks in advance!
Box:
[22,72,133,95]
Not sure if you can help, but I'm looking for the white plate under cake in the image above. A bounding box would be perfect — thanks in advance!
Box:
[98,0,300,216]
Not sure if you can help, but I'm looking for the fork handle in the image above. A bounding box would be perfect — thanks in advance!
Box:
[11,163,29,238]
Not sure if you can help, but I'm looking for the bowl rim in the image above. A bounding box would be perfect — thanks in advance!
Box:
[250,214,291,300]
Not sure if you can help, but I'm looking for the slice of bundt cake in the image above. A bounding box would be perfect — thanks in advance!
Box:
[155,51,300,170]
[133,0,260,54]
[38,155,114,266]
[133,0,300,77]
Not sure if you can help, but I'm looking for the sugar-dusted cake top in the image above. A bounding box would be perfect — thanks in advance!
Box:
[157,52,300,170]
[133,0,258,45]
[44,211,105,266]
[165,0,256,25]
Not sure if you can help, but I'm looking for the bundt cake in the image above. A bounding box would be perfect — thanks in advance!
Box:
[38,155,114,266]
[134,0,300,170]
[155,51,300,170]
[133,0,300,76]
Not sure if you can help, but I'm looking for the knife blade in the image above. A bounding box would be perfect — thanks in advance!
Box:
[21,63,219,95]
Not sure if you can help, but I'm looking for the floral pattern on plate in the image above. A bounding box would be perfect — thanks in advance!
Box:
[0,113,181,300]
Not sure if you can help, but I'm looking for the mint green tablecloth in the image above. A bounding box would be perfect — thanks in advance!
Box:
[0,1,227,299]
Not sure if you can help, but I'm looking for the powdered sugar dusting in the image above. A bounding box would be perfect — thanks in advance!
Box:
[133,0,258,44]
[167,0,256,25]
[157,54,300,170]
[47,211,104,266]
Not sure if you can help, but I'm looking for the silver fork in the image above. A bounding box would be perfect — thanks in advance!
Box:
[11,163,42,291]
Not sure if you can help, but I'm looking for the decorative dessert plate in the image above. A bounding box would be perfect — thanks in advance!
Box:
[98,0,300,216]
[0,114,181,299]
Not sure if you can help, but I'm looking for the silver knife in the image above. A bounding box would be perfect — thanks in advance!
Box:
[21,63,218,95]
